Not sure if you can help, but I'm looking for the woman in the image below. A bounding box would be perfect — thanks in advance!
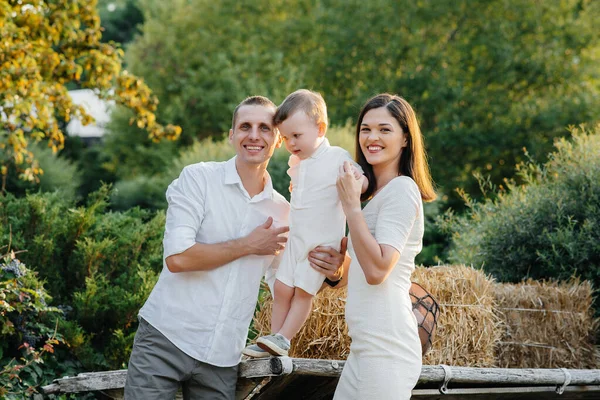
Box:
[313,93,436,399]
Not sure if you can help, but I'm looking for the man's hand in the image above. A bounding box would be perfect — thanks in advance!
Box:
[243,217,289,256]
[308,236,348,281]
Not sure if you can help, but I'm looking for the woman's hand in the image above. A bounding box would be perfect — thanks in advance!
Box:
[337,161,363,216]
[308,237,348,281]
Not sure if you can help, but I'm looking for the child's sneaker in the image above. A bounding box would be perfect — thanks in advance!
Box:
[242,343,270,358]
[256,333,290,356]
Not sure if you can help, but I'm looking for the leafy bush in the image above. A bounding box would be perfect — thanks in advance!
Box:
[441,126,600,286]
[0,250,75,399]
[4,144,82,200]
[0,187,165,370]
[102,107,180,182]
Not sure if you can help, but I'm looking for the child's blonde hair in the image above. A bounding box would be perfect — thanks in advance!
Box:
[274,89,328,128]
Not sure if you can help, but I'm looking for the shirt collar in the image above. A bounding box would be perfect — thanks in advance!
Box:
[224,157,241,185]
[310,137,330,159]
[288,138,331,167]
[224,156,274,201]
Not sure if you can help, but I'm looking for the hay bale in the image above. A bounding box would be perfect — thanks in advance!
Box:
[252,265,501,366]
[251,267,598,368]
[494,278,598,369]
[412,266,501,367]
[252,285,350,360]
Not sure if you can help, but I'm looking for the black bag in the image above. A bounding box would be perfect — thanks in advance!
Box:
[409,282,440,356]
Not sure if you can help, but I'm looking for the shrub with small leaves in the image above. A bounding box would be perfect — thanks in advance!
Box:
[0,186,165,371]
[0,250,68,399]
[441,125,600,290]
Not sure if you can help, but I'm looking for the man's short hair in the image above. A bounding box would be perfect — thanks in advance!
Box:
[273,89,328,127]
[231,96,276,129]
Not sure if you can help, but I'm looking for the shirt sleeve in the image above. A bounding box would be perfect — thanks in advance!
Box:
[375,178,421,256]
[339,149,363,174]
[163,165,207,259]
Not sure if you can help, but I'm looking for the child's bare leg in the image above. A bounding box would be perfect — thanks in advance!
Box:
[278,287,314,340]
[272,279,294,334]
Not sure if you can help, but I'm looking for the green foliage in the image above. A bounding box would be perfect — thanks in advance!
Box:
[126,0,305,142]
[0,187,165,370]
[110,135,235,210]
[4,144,82,200]
[1,0,180,184]
[0,250,71,399]
[122,0,600,206]
[60,136,119,199]
[102,107,179,181]
[98,0,144,45]
[441,125,600,287]
[416,201,449,266]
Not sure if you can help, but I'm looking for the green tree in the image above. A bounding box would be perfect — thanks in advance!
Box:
[98,0,144,45]
[0,0,180,188]
[125,0,307,142]
[122,0,600,205]
[312,0,600,205]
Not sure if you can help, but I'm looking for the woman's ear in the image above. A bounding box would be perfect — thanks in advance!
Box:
[401,133,408,148]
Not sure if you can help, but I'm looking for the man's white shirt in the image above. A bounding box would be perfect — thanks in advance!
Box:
[139,157,289,367]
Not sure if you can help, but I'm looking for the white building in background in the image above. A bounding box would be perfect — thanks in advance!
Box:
[66,89,113,143]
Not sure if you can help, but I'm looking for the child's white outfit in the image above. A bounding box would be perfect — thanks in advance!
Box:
[276,139,357,295]
[333,176,423,400]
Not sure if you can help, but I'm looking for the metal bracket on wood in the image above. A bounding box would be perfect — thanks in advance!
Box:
[556,368,572,395]
[439,364,452,394]
[279,356,293,375]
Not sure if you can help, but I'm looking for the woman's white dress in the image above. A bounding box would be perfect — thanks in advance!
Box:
[334,176,423,400]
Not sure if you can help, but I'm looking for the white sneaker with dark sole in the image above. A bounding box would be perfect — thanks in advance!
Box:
[256,333,290,356]
[242,343,270,358]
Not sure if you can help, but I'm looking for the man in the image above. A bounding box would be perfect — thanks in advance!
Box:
[124,96,345,400]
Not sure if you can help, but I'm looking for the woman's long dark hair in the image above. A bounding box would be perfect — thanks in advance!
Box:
[356,94,436,202]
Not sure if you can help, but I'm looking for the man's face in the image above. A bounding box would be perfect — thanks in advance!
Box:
[229,105,282,167]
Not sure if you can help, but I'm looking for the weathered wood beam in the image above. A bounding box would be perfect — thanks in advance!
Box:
[42,359,600,395]
[241,358,600,387]
[43,369,127,394]
[416,366,600,386]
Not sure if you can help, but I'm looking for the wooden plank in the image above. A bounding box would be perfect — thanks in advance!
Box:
[240,358,600,387]
[416,366,600,386]
[240,357,345,378]
[43,369,128,394]
[41,360,600,396]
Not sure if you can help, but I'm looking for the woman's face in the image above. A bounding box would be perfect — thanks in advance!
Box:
[359,106,408,171]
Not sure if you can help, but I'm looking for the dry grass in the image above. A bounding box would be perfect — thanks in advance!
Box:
[251,266,597,368]
[494,278,598,368]
[412,266,500,367]
[253,286,350,360]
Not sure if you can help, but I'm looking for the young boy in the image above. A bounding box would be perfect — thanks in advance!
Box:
[243,89,367,358]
